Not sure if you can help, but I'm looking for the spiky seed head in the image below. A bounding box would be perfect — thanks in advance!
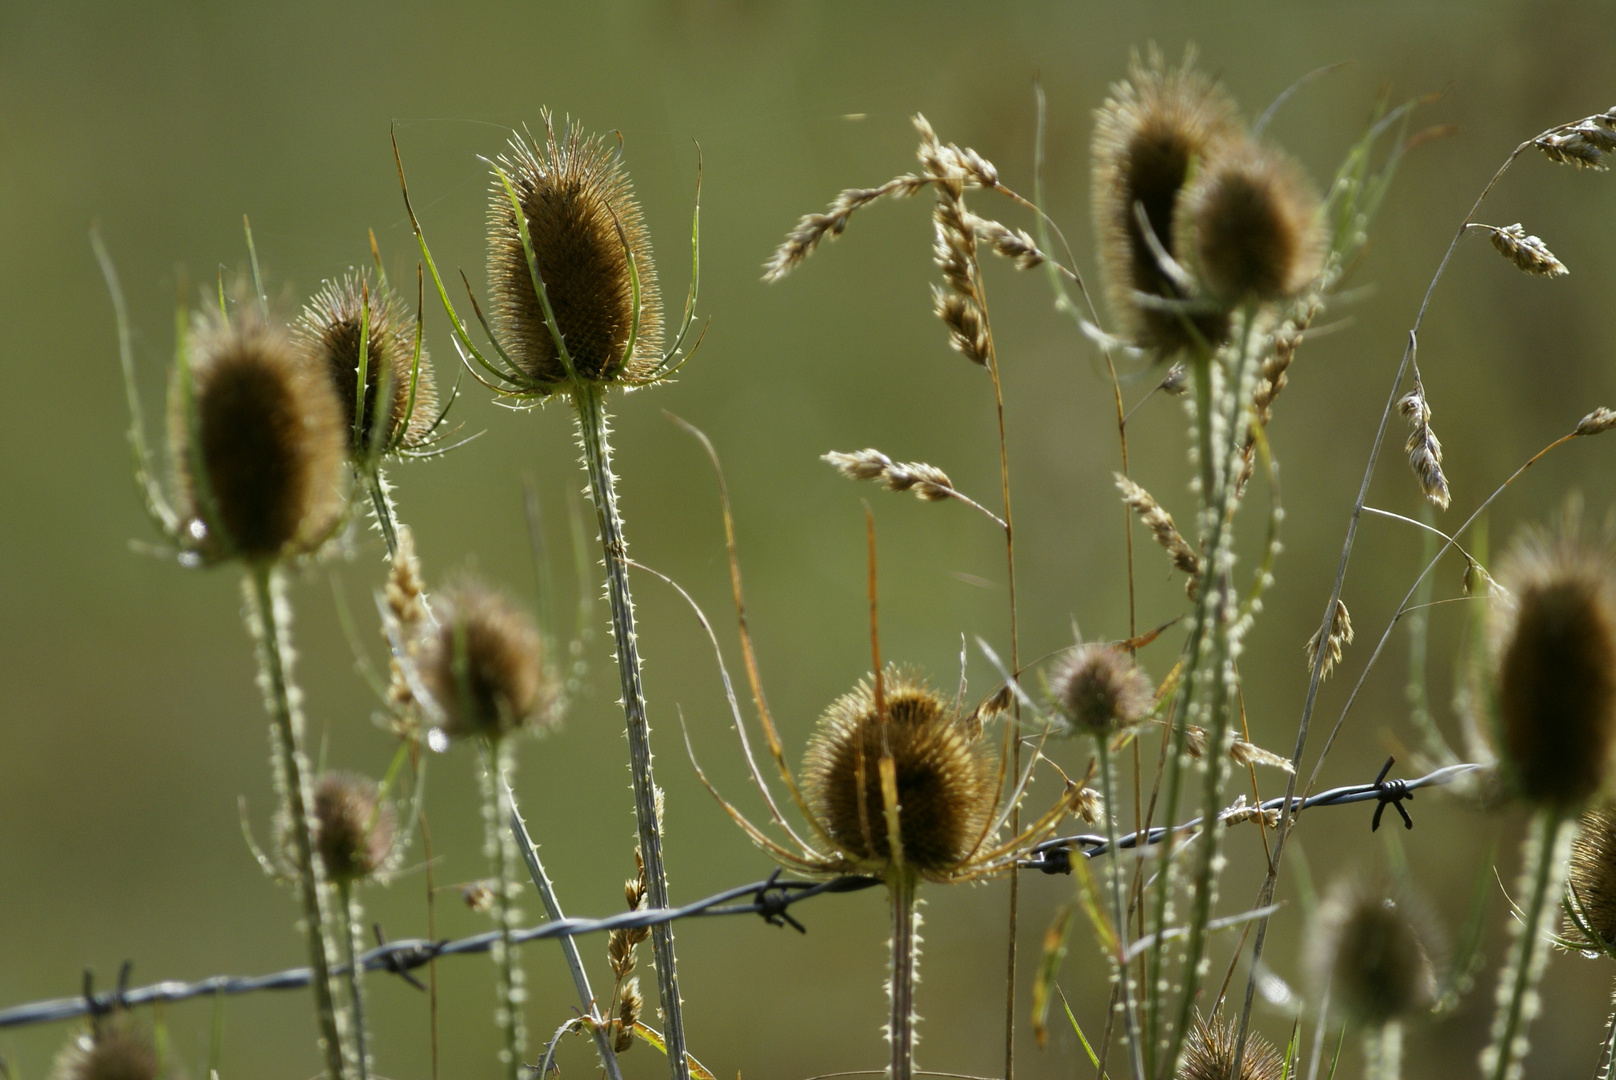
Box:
[1093,46,1240,354]
[488,116,663,393]
[170,306,345,562]
[1491,514,1616,809]
[1307,878,1439,1027]
[1176,1012,1284,1080]
[1048,643,1153,737]
[1175,141,1322,304]
[801,667,997,876]
[1564,803,1616,950]
[296,272,438,456]
[419,580,555,742]
[49,1022,160,1080]
[279,771,396,884]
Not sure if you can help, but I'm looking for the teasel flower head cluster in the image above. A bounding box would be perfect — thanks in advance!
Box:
[1307,876,1442,1028]
[49,1016,164,1080]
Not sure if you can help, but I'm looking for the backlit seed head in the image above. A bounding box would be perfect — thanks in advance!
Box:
[296,272,437,456]
[419,580,555,742]
[1048,643,1153,737]
[50,1022,161,1080]
[1175,141,1322,304]
[170,306,345,562]
[1176,1012,1284,1080]
[1564,803,1616,950]
[280,771,396,884]
[488,115,663,393]
[1491,513,1616,809]
[1307,878,1439,1027]
[801,667,997,876]
[1093,46,1240,354]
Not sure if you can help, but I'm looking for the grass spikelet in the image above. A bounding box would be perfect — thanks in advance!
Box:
[1486,224,1569,277]
[1115,473,1201,593]
[1576,407,1616,437]
[823,449,954,501]
[1304,598,1354,681]
[1398,377,1450,510]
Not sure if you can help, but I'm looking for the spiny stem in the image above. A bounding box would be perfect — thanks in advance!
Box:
[337,882,370,1080]
[888,868,921,1080]
[1596,975,1616,1080]
[245,565,348,1080]
[479,743,526,1080]
[1364,1021,1402,1080]
[364,470,400,560]
[1097,739,1147,1080]
[571,381,690,1080]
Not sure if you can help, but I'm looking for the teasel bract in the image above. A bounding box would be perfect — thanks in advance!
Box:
[394,108,700,1080]
[1480,509,1616,1080]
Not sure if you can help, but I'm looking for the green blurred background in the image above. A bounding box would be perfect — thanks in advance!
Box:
[4,1,1616,1077]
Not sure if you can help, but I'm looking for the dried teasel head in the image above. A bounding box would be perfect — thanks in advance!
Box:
[170,305,346,563]
[801,667,998,876]
[1047,643,1153,738]
[279,771,397,885]
[1307,877,1440,1027]
[296,271,437,457]
[418,580,556,743]
[49,1020,162,1080]
[1174,141,1322,305]
[488,115,663,394]
[1491,511,1616,809]
[1176,1012,1284,1080]
[1092,46,1240,354]
[1564,803,1616,951]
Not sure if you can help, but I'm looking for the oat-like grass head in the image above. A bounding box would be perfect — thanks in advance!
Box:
[1306,877,1440,1028]
[1491,508,1616,810]
[1092,45,1240,354]
[169,305,345,564]
[1175,141,1322,305]
[1177,1012,1284,1080]
[488,114,663,394]
[416,580,557,745]
[296,271,437,459]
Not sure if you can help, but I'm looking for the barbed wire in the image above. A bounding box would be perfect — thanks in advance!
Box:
[0,759,1483,1031]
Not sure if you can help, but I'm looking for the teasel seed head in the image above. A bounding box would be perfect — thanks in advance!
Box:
[419,580,556,743]
[1176,1012,1284,1080]
[1564,803,1616,950]
[488,115,663,393]
[278,771,397,884]
[170,305,345,563]
[1491,513,1616,809]
[50,1022,161,1080]
[1308,877,1439,1027]
[1093,46,1240,354]
[1047,643,1153,738]
[801,667,998,876]
[1486,223,1569,278]
[296,271,438,456]
[1175,141,1322,305]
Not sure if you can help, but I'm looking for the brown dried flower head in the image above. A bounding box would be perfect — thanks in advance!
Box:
[1175,141,1322,305]
[280,771,397,884]
[296,272,438,456]
[488,115,663,393]
[419,580,555,742]
[1176,1012,1284,1080]
[170,306,345,562]
[1564,803,1616,951]
[801,667,998,876]
[1491,514,1616,809]
[1093,46,1240,353]
[1307,877,1439,1027]
[50,1021,161,1080]
[1048,643,1153,737]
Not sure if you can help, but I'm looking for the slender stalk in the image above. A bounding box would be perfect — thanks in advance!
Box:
[1097,738,1147,1080]
[337,882,370,1080]
[571,381,690,1080]
[1482,810,1573,1080]
[1364,1021,1401,1080]
[479,742,526,1080]
[364,470,400,560]
[245,565,348,1080]
[887,867,921,1080]
[1596,976,1616,1080]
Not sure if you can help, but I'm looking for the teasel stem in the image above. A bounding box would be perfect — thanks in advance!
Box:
[245,565,349,1080]
[570,381,690,1080]
[1096,737,1147,1080]
[478,741,526,1080]
[1483,809,1573,1080]
[1363,1021,1402,1080]
[887,866,921,1080]
[1596,978,1616,1080]
[363,470,400,560]
[335,881,370,1080]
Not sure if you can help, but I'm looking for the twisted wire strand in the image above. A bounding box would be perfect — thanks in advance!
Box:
[0,761,1481,1030]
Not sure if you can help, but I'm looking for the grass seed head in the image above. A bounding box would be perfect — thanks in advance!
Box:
[1308,877,1439,1027]
[1048,643,1153,738]
[420,580,554,743]
[1564,803,1616,950]
[488,116,663,393]
[171,306,345,562]
[801,667,997,876]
